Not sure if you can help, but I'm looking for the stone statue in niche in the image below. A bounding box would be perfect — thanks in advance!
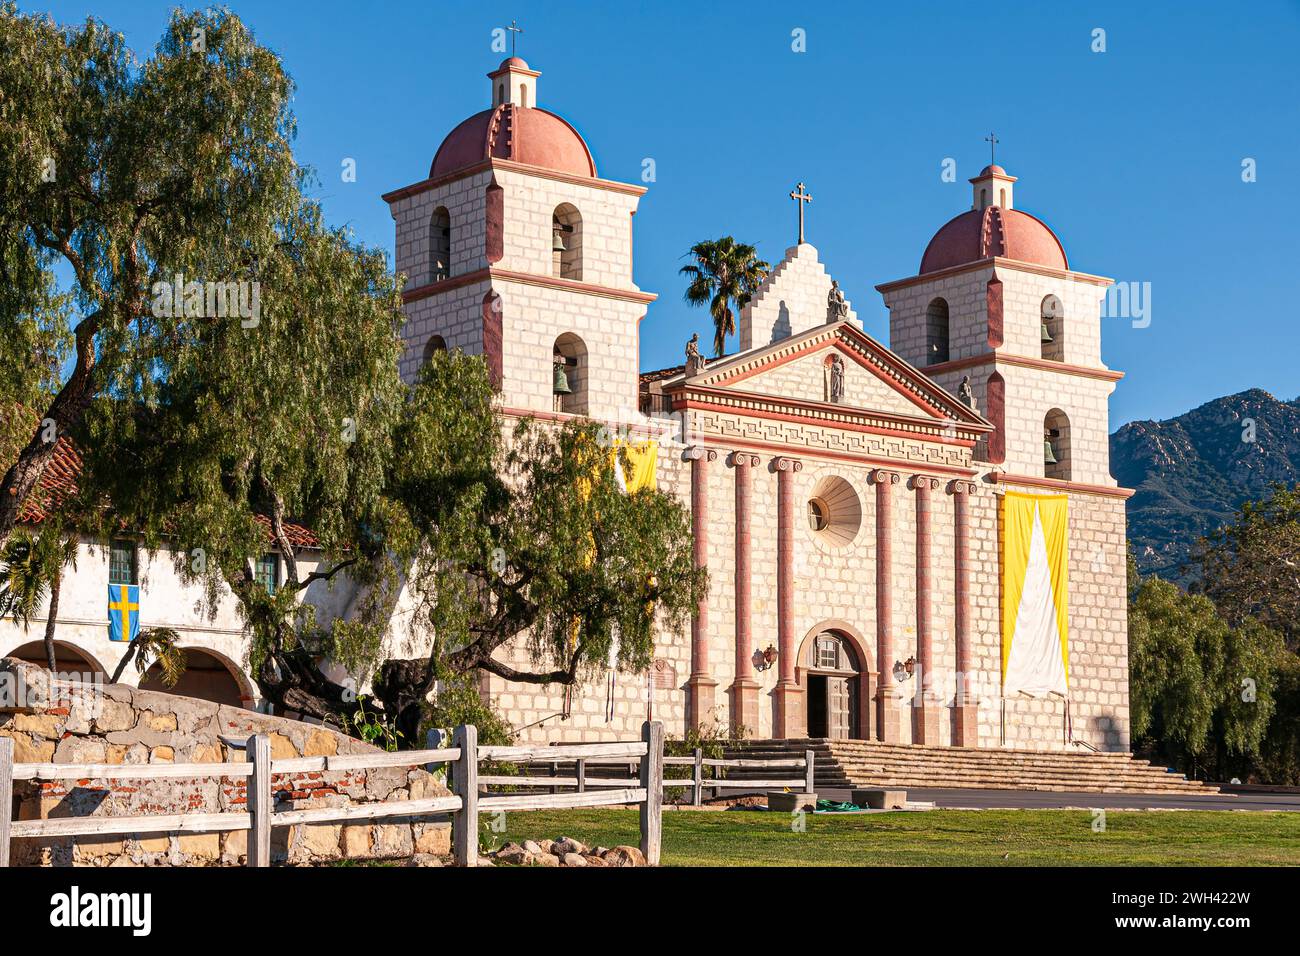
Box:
[828,354,845,404]
[684,332,707,377]
[827,280,848,322]
[958,374,976,411]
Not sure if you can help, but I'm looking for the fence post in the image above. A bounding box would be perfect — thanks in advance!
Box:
[452,724,478,867]
[549,760,558,795]
[805,749,816,794]
[692,747,703,806]
[640,720,663,866]
[576,758,586,793]
[247,734,271,868]
[0,736,13,868]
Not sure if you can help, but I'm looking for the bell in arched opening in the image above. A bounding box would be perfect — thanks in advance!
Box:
[552,358,573,395]
[1043,429,1059,465]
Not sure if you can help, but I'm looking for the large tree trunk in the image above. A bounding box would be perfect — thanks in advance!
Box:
[42,565,61,670]
[372,658,437,746]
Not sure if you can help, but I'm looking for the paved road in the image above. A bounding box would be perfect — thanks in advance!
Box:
[815,786,1300,812]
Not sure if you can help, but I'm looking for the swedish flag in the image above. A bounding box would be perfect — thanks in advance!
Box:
[108,584,140,643]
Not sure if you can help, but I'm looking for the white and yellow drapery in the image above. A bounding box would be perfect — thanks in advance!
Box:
[1000,491,1069,698]
[611,439,658,493]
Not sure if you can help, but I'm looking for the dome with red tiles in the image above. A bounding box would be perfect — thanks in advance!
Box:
[919,204,1068,274]
[429,59,596,180]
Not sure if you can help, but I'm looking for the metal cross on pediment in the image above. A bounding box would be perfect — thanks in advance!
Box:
[507,19,523,57]
[789,182,812,244]
[985,132,999,166]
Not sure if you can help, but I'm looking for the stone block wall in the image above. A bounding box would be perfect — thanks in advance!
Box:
[966,485,1130,751]
[884,264,994,368]
[398,278,493,382]
[391,169,493,289]
[495,277,646,421]
[0,659,450,866]
[738,243,859,351]
[491,168,641,290]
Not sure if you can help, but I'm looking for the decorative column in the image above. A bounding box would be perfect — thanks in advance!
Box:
[871,469,901,742]
[772,456,804,738]
[685,446,718,729]
[949,479,979,745]
[728,453,761,734]
[912,475,941,744]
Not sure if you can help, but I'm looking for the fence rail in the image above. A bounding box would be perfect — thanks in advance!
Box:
[478,747,814,807]
[0,722,666,867]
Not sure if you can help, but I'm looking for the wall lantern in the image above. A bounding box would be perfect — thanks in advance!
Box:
[755,644,778,672]
[893,656,916,683]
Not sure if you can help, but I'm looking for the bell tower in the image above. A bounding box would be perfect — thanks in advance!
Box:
[382,57,653,420]
[877,163,1120,487]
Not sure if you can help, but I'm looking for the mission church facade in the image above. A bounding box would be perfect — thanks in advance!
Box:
[381,57,1132,751]
[1,56,1133,753]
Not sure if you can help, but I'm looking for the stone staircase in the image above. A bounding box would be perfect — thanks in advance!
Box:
[722,739,1219,795]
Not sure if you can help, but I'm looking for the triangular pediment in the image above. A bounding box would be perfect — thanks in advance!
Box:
[674,321,988,429]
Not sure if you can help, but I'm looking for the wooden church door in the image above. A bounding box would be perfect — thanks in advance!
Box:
[827,676,851,739]
[809,631,862,740]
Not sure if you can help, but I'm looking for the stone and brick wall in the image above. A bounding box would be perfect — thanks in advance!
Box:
[0,659,450,866]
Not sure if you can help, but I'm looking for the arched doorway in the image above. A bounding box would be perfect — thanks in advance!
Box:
[798,626,872,740]
[139,648,250,708]
[5,640,107,680]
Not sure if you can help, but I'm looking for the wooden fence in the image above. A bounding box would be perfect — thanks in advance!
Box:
[0,722,665,868]
[479,747,815,807]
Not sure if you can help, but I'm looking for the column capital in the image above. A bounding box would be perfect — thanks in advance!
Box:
[728,451,761,468]
[909,475,941,491]
[870,469,900,486]
[684,446,717,463]
[947,479,979,495]
[771,456,803,473]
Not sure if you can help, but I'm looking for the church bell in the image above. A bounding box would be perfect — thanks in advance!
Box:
[552,227,568,253]
[1043,431,1059,465]
[1041,322,1054,343]
[552,360,573,395]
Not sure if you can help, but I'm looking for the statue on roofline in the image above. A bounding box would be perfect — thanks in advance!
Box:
[684,332,707,377]
[958,374,976,411]
[827,280,848,323]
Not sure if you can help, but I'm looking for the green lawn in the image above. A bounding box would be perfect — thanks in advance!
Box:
[488,807,1300,866]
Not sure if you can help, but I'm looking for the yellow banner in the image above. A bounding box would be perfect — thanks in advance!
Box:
[1000,491,1069,696]
[613,439,658,493]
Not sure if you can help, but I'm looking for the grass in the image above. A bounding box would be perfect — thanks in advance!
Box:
[486,807,1300,866]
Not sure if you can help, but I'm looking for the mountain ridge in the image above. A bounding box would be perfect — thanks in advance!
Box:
[1110,388,1300,581]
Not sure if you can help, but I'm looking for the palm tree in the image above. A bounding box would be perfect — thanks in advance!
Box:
[110,626,186,687]
[0,526,77,669]
[679,237,770,358]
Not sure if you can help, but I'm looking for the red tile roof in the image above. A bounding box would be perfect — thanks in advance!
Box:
[9,421,320,550]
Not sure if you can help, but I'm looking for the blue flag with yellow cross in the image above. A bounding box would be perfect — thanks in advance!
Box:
[108,584,140,643]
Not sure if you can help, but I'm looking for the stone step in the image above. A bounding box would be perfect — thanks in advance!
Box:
[719,739,1219,795]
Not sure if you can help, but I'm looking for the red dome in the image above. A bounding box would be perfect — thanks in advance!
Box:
[919,205,1067,274]
[429,104,596,180]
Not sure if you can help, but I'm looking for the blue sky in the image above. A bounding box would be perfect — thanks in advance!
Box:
[31,0,1300,426]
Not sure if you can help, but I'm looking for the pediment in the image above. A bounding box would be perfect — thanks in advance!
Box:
[677,321,987,428]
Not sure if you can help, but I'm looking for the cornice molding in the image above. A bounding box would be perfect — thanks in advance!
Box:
[924,352,1124,383]
[403,268,656,307]
[875,256,1113,293]
[675,386,986,447]
[382,158,647,205]
[990,471,1135,499]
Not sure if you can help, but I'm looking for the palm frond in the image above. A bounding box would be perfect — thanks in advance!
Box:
[133,627,187,687]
